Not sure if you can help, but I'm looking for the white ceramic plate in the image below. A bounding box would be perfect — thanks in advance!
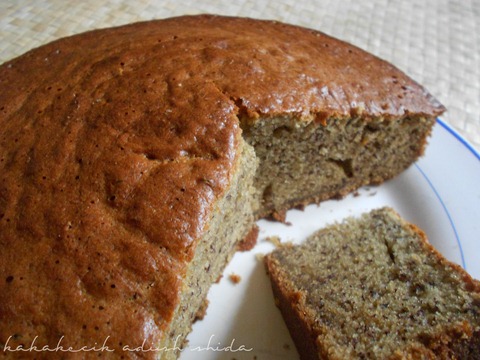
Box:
[181,119,480,360]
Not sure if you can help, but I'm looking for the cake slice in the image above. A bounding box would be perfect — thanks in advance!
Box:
[264,208,480,359]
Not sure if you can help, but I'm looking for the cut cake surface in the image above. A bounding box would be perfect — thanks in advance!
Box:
[265,208,480,359]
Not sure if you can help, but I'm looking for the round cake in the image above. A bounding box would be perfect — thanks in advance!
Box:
[0,14,444,359]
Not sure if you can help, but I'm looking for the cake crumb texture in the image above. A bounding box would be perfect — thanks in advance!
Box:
[265,208,480,359]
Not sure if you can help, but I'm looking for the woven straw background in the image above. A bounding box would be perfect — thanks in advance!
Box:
[1,0,479,151]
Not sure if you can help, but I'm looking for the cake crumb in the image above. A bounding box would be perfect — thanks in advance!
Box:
[229,273,241,284]
[353,191,360,197]
[266,235,282,247]
[267,209,291,225]
[283,343,290,350]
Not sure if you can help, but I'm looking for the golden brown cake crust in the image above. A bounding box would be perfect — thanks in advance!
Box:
[0,14,444,356]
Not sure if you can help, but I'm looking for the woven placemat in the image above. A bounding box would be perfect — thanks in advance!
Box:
[1,0,479,151]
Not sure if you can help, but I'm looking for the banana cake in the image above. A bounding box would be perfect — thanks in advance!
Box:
[264,208,480,359]
[0,15,444,359]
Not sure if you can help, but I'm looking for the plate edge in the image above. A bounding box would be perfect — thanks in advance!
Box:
[437,118,480,161]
